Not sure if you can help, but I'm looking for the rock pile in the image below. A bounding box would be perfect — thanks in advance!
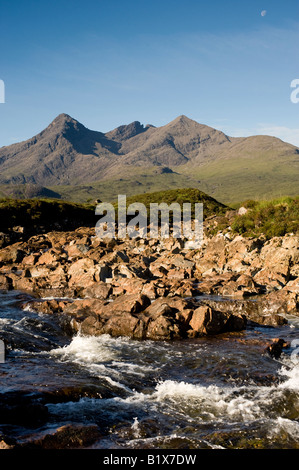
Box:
[0,227,298,340]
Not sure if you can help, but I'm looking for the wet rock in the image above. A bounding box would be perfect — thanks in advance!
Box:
[22,298,71,315]
[40,385,111,404]
[265,338,291,359]
[65,293,247,341]
[263,288,299,314]
[63,294,152,339]
[0,393,49,426]
[0,435,18,449]
[24,424,101,449]
[198,297,289,327]
[140,296,194,340]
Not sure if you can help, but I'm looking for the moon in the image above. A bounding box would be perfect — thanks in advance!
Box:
[261,10,267,17]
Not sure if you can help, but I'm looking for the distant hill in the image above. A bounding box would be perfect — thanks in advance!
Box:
[1,113,299,204]
[120,188,228,219]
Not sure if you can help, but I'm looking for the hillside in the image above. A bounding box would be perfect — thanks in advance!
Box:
[0,188,228,246]
[0,114,299,204]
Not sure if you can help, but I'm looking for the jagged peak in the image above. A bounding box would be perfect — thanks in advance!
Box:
[106,120,148,142]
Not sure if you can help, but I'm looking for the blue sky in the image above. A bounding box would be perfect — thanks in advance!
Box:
[1,0,299,147]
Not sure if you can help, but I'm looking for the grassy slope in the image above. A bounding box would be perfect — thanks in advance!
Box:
[48,153,299,206]
[0,198,96,232]
[118,188,228,219]
[1,191,298,240]
[231,196,299,238]
[0,189,227,234]
[178,151,299,203]
[49,172,203,204]
[1,145,299,206]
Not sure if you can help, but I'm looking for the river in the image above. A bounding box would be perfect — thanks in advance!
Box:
[0,289,298,449]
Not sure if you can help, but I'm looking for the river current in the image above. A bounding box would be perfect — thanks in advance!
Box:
[0,290,299,449]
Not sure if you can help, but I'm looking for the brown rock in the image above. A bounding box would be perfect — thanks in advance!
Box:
[198,298,288,327]
[146,315,182,340]
[22,253,40,265]
[263,288,299,314]
[265,338,290,359]
[0,245,27,265]
[29,424,101,449]
[28,266,50,279]
[111,293,151,314]
[82,282,112,299]
[188,305,246,337]
[0,274,13,290]
[36,249,60,266]
[68,258,96,287]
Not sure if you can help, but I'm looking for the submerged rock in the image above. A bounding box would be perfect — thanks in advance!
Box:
[0,393,49,426]
[265,338,291,359]
[23,424,101,449]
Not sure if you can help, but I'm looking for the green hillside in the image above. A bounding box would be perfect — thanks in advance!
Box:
[231,196,299,238]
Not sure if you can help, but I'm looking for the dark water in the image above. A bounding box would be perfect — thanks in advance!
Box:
[0,290,299,449]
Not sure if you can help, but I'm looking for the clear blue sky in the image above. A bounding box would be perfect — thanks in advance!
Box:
[1,0,299,146]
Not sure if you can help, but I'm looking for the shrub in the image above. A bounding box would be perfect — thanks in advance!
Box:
[231,196,299,238]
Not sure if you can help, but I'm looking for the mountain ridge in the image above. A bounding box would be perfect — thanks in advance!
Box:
[0,113,298,203]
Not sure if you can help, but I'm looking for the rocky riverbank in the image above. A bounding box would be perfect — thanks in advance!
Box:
[0,227,298,341]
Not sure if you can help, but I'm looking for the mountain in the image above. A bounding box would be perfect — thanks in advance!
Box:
[0,114,121,185]
[0,113,299,204]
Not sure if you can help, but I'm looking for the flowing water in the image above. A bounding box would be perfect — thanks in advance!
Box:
[0,290,299,449]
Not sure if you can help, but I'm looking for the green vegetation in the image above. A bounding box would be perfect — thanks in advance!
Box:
[113,188,228,219]
[178,151,299,204]
[0,191,298,241]
[48,171,204,205]
[2,152,299,207]
[0,198,96,233]
[231,196,299,238]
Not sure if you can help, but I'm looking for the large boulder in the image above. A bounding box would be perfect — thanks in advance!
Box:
[189,305,246,337]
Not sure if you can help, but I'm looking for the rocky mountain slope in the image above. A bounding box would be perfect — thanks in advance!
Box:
[1,114,298,203]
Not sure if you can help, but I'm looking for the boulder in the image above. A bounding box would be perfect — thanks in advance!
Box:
[265,338,291,359]
[25,424,101,449]
[68,258,96,287]
[198,298,288,327]
[188,305,246,337]
[0,245,27,265]
[82,282,112,300]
